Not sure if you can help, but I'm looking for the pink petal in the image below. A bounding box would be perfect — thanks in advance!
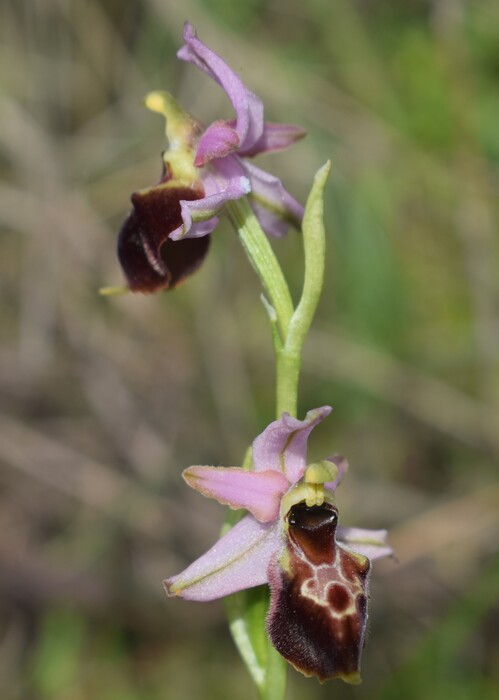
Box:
[252,406,332,483]
[337,527,393,562]
[243,160,304,237]
[324,454,349,491]
[169,172,251,240]
[183,466,289,523]
[164,515,280,601]
[238,122,307,158]
[182,217,219,239]
[178,23,264,154]
[195,121,240,166]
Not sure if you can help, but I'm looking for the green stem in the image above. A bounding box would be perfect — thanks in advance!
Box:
[227,199,294,341]
[275,347,300,417]
[226,163,330,700]
[226,199,292,699]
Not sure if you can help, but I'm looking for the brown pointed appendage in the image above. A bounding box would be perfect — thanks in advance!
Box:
[266,503,371,683]
[117,172,210,294]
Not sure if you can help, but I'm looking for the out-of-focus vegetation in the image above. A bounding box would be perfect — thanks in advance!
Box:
[1,0,498,698]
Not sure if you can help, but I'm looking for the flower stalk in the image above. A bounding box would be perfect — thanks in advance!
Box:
[229,161,331,420]
[225,162,331,698]
[227,199,294,341]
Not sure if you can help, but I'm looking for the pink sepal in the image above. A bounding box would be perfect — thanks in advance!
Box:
[164,515,280,601]
[252,406,332,482]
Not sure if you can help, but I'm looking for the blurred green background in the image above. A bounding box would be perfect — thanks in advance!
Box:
[1,0,498,698]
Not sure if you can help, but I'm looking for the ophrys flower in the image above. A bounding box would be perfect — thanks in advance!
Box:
[165,407,392,682]
[118,22,305,293]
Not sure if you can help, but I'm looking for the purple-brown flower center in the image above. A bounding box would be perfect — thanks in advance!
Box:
[117,179,210,293]
[267,502,371,683]
[288,502,337,565]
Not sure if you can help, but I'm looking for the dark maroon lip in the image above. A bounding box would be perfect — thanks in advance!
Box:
[117,180,209,293]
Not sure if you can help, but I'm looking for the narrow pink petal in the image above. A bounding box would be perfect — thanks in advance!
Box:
[324,454,349,491]
[337,527,393,562]
[178,23,264,153]
[238,122,307,157]
[180,217,219,239]
[183,466,289,522]
[252,406,332,483]
[248,203,291,238]
[243,160,304,236]
[169,174,251,240]
[164,515,280,601]
[195,121,240,166]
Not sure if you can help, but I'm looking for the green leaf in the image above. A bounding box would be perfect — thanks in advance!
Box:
[275,161,331,417]
[287,160,331,356]
[225,587,287,700]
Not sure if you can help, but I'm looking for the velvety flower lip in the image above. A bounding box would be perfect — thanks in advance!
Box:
[117,176,212,293]
[117,24,306,293]
[164,407,392,682]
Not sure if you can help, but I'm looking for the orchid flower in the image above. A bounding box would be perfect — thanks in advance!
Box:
[118,22,305,293]
[165,406,392,683]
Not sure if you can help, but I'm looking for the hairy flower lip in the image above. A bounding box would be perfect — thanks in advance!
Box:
[117,180,211,293]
